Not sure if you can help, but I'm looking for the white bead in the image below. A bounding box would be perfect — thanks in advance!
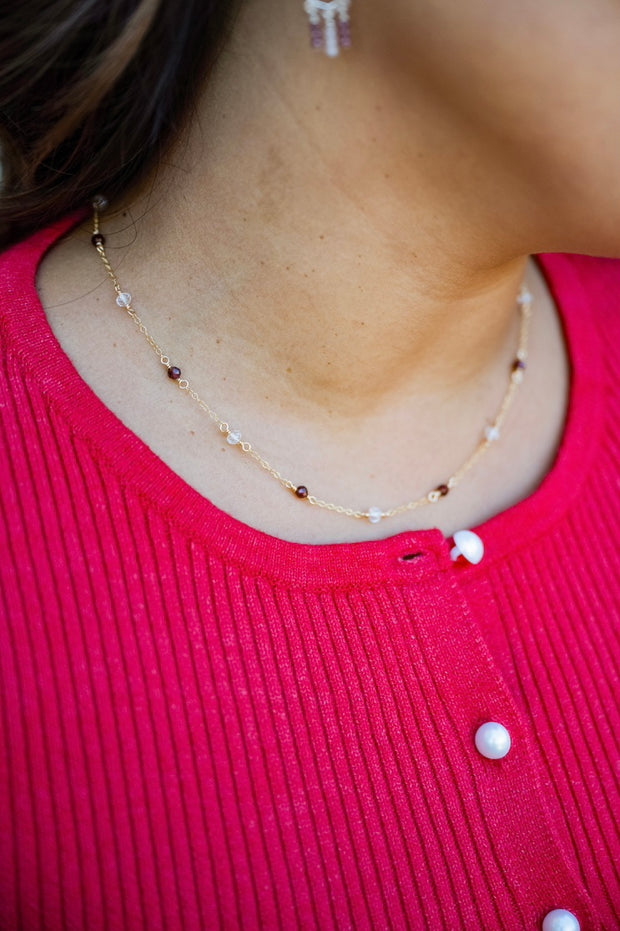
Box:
[304,2,321,26]
[450,529,484,564]
[116,292,132,307]
[227,430,242,446]
[484,425,500,442]
[512,368,524,385]
[542,909,580,931]
[324,12,340,57]
[368,507,383,524]
[517,288,533,306]
[475,722,512,760]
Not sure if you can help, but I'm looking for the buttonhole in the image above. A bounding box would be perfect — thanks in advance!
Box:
[401,552,424,562]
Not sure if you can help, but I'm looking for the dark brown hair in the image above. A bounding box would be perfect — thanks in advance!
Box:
[0,0,239,248]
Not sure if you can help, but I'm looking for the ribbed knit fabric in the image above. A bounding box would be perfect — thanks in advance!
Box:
[1,218,619,930]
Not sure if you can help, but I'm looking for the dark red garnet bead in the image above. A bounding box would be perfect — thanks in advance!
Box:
[91,232,105,247]
[512,359,526,371]
[167,366,182,380]
[436,484,450,497]
[294,485,309,499]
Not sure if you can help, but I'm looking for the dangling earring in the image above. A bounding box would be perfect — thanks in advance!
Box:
[304,0,352,57]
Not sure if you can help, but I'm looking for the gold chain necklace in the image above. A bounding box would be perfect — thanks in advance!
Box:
[91,199,533,524]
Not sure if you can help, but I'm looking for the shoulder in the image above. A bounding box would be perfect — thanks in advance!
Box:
[539,252,620,355]
[0,214,86,302]
[540,252,620,307]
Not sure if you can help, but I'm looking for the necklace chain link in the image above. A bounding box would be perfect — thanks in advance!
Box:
[91,202,533,523]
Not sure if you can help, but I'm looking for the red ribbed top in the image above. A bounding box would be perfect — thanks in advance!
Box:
[0,219,619,930]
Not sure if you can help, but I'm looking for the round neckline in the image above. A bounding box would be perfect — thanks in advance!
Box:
[1,215,604,586]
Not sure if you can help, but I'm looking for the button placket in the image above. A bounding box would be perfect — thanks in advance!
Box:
[393,562,599,929]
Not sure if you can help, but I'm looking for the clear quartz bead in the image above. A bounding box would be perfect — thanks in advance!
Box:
[116,292,132,307]
[368,507,383,524]
[227,430,242,446]
[484,425,500,442]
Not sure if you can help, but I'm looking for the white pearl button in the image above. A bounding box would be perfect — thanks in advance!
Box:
[542,909,580,931]
[475,722,512,760]
[450,529,484,564]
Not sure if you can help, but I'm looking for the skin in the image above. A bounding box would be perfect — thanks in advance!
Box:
[38,0,620,543]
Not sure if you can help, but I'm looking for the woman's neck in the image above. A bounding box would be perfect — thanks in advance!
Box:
[38,0,570,543]
[115,0,538,420]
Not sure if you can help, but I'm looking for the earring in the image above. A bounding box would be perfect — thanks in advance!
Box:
[304,0,352,57]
